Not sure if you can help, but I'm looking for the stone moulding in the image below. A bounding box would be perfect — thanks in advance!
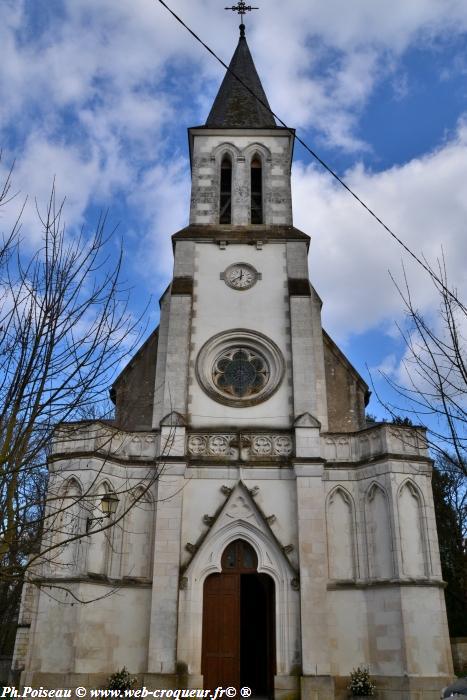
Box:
[322,423,429,463]
[326,577,446,590]
[195,328,285,407]
[187,431,294,460]
[50,421,428,467]
[52,421,158,461]
[35,574,152,587]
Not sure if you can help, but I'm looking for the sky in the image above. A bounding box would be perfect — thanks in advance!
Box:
[1,0,467,420]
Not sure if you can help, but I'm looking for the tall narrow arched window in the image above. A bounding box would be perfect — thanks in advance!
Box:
[219,155,232,224]
[251,156,263,224]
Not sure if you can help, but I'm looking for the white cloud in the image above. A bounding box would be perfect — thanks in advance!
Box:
[128,157,191,283]
[252,0,467,148]
[292,116,467,341]
[3,0,467,163]
[1,0,467,315]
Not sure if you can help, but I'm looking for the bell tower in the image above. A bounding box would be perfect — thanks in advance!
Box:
[188,22,293,227]
[152,20,330,435]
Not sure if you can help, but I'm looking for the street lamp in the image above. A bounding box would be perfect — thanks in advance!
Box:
[86,492,119,533]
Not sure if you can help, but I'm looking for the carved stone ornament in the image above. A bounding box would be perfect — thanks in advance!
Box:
[252,435,273,455]
[196,329,285,407]
[179,576,188,590]
[291,577,300,591]
[187,432,293,459]
[188,435,207,455]
[225,495,254,520]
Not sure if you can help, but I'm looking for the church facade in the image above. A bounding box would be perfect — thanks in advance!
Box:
[13,23,453,700]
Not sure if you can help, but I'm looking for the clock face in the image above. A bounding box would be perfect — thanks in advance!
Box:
[224,263,259,290]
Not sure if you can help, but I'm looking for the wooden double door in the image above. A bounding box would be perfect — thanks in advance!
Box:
[202,540,276,696]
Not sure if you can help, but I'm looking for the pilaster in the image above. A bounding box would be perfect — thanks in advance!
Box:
[233,155,249,225]
[152,289,171,428]
[294,463,331,679]
[152,292,192,428]
[147,462,186,675]
[287,242,328,430]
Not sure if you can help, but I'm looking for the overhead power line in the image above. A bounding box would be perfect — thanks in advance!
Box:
[156,0,465,313]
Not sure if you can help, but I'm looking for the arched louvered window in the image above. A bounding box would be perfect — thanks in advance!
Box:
[220,155,232,224]
[251,156,263,224]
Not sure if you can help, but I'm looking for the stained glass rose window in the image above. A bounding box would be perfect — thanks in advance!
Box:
[213,348,269,398]
[196,329,284,407]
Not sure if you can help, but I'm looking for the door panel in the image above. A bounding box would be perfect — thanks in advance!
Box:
[202,573,240,690]
[202,542,275,696]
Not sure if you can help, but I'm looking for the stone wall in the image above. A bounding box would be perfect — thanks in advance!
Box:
[451,637,467,674]
[188,129,294,226]
[323,330,368,432]
[112,328,159,430]
[187,240,292,430]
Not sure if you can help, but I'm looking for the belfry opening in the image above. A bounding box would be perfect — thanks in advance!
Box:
[220,155,232,224]
[250,156,263,224]
[201,539,275,697]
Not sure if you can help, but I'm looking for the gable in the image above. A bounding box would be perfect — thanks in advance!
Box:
[323,330,370,433]
[110,327,159,430]
[181,481,297,581]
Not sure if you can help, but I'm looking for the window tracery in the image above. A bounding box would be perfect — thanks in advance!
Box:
[196,329,285,407]
[213,347,269,398]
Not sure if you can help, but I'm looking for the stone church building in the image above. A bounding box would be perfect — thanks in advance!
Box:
[13,22,453,700]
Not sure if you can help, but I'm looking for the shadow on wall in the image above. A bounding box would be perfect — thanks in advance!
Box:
[0,655,13,684]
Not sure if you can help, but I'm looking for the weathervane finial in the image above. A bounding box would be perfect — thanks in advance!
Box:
[225,2,259,36]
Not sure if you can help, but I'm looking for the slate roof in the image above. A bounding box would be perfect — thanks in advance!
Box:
[206,27,276,129]
[172,224,310,247]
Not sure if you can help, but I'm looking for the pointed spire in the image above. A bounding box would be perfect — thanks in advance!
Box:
[206,25,276,129]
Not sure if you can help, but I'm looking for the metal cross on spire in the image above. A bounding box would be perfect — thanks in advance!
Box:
[225,1,259,36]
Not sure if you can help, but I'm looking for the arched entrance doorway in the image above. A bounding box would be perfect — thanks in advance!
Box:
[202,539,276,696]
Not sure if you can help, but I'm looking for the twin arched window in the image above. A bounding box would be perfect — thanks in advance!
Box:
[219,153,263,225]
[220,155,232,224]
[250,156,263,224]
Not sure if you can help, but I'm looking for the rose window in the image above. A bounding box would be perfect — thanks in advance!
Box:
[196,329,285,407]
[213,348,269,398]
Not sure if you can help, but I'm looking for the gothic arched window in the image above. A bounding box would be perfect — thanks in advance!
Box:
[251,156,263,224]
[219,155,232,224]
[221,539,258,572]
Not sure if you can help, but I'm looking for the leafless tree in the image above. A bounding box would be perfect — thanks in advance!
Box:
[370,255,467,637]
[378,257,467,480]
[0,163,168,651]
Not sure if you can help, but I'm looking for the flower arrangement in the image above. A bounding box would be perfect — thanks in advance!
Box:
[106,667,137,691]
[348,666,376,697]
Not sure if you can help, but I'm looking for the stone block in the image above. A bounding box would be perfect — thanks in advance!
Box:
[300,675,335,700]
[274,674,300,700]
[143,673,178,689]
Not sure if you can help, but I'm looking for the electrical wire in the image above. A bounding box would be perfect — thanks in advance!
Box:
[156,0,466,313]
